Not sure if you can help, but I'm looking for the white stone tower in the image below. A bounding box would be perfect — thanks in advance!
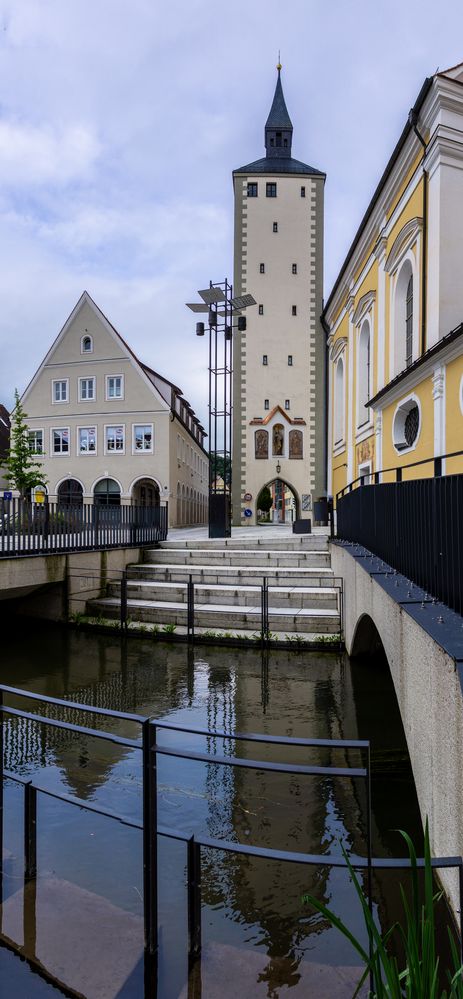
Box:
[232,67,326,526]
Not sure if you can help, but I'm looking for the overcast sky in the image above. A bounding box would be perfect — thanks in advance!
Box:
[1,0,463,428]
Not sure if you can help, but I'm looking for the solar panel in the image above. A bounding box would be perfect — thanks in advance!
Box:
[186,303,209,312]
[231,294,257,309]
[198,287,226,304]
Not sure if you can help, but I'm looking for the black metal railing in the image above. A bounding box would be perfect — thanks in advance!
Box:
[1,684,462,998]
[336,451,463,617]
[0,500,168,557]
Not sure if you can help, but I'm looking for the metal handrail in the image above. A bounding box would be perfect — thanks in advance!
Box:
[337,446,463,500]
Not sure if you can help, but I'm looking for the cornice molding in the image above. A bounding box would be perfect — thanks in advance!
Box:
[353,290,376,326]
[330,336,348,362]
[385,217,423,274]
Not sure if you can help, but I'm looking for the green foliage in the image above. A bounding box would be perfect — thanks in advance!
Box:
[162,623,177,634]
[5,390,47,499]
[257,486,273,514]
[301,820,463,998]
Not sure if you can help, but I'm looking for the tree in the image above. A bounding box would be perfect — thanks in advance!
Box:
[257,485,273,518]
[5,390,47,500]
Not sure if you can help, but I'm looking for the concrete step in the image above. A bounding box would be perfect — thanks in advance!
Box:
[88,596,340,633]
[127,563,336,587]
[108,579,339,611]
[159,535,329,551]
[143,549,331,568]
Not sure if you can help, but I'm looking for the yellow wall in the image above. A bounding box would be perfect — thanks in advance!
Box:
[445,355,463,475]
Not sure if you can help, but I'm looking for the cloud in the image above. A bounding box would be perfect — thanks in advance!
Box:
[0,119,100,186]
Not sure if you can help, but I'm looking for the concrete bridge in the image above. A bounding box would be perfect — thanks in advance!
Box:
[332,540,463,913]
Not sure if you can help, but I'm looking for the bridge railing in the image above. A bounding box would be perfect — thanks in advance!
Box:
[1,683,462,997]
[336,450,463,617]
[0,500,168,557]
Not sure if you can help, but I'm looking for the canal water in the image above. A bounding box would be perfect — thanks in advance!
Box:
[0,625,436,998]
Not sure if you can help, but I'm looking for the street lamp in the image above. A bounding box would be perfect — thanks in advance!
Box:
[187,280,256,537]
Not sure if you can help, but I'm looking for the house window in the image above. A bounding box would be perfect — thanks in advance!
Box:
[247,182,258,197]
[406,275,413,368]
[288,355,293,366]
[264,399,269,410]
[106,375,124,400]
[259,263,265,274]
[292,263,297,274]
[133,424,153,452]
[52,428,70,455]
[357,320,371,429]
[273,222,278,233]
[53,380,68,403]
[262,354,268,365]
[81,335,93,353]
[285,399,290,410]
[393,397,421,453]
[292,305,297,316]
[78,427,96,454]
[28,430,44,454]
[334,356,345,446]
[300,186,306,197]
[266,183,277,198]
[105,425,124,452]
[258,304,264,315]
[79,377,95,401]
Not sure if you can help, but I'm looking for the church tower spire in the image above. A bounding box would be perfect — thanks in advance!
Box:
[265,65,293,159]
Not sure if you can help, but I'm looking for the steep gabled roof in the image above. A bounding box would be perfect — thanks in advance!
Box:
[265,69,293,129]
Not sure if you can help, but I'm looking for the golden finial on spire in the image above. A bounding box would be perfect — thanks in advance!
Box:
[277,50,282,72]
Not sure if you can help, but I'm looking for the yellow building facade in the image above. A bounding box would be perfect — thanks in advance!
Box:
[324,63,463,500]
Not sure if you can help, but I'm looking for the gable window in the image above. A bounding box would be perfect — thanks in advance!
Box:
[292,263,297,274]
[78,426,96,454]
[247,182,258,197]
[264,399,269,410]
[273,222,278,233]
[288,355,293,366]
[81,335,93,353]
[262,354,268,365]
[105,425,124,452]
[28,429,44,454]
[133,424,153,452]
[52,428,70,455]
[258,304,264,315]
[291,305,297,316]
[106,375,124,400]
[53,379,68,403]
[266,183,277,198]
[300,186,306,198]
[79,377,95,401]
[285,399,290,410]
[259,263,265,274]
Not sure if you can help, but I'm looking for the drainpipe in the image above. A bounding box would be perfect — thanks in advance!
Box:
[408,108,427,356]
[321,313,331,500]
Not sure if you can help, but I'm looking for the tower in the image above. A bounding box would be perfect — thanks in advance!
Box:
[232,67,326,525]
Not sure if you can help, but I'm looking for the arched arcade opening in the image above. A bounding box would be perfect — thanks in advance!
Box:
[256,478,299,524]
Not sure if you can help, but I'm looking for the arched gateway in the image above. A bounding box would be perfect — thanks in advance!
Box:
[256,478,299,524]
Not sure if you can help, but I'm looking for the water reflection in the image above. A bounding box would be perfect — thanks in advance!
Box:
[0,624,424,998]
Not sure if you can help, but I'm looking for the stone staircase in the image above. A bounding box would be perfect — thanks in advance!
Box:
[88,534,341,641]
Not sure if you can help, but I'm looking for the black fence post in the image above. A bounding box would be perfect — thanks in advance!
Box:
[142,720,158,960]
[187,835,202,960]
[0,689,3,929]
[187,575,195,644]
[365,744,373,993]
[94,504,100,549]
[434,456,442,477]
[396,467,402,483]
[120,570,128,631]
[261,577,269,647]
[24,782,37,881]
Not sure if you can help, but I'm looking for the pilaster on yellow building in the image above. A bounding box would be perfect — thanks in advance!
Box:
[324,63,463,501]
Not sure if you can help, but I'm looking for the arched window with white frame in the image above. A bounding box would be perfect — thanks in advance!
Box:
[357,320,371,429]
[334,355,345,446]
[393,259,414,375]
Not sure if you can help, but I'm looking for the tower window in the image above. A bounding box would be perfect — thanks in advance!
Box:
[247,182,258,197]
[273,222,278,233]
[288,355,293,366]
[300,186,306,198]
[262,355,268,365]
[276,131,282,148]
[264,399,269,410]
[292,263,297,274]
[266,183,277,198]
[285,399,290,410]
[283,138,288,147]
[258,304,264,315]
[259,263,265,274]
[292,305,297,316]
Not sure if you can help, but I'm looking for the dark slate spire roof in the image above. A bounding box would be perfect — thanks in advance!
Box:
[265,69,293,130]
[233,66,325,178]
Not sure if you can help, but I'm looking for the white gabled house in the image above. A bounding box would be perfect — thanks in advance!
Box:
[20,292,208,527]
